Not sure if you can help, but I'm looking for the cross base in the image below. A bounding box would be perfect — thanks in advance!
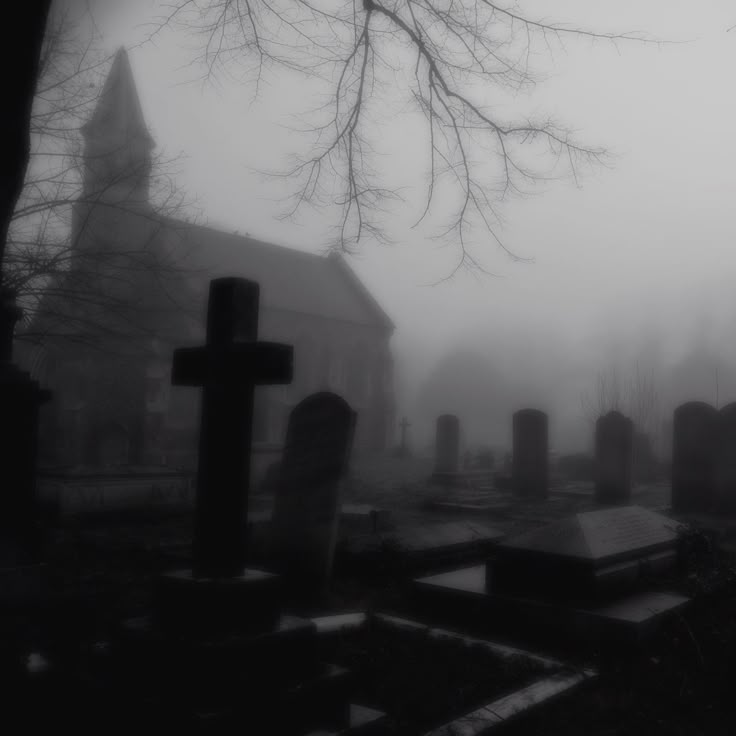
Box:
[152,568,282,637]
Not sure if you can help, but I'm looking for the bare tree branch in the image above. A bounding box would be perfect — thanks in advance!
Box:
[149,0,654,272]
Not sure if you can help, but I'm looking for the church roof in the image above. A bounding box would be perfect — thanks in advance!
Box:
[82,48,154,147]
[170,221,394,330]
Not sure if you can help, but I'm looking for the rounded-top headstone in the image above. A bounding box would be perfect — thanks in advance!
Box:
[595,410,634,506]
[512,409,549,499]
[434,414,460,474]
[671,401,717,513]
[271,392,357,595]
[715,402,736,513]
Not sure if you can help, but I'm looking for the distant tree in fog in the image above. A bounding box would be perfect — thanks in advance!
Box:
[581,364,663,448]
[152,1,651,273]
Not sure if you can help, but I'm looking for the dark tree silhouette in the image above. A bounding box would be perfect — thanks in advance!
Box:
[1,2,52,350]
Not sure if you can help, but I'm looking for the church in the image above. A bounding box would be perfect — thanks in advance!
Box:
[30,49,395,470]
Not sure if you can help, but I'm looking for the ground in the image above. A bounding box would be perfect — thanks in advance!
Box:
[16,453,736,734]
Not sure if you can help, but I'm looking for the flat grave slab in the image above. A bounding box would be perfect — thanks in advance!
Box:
[492,505,683,599]
[414,565,689,648]
[498,505,680,565]
[341,521,505,575]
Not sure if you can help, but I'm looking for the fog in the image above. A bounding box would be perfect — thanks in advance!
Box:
[74,1,736,453]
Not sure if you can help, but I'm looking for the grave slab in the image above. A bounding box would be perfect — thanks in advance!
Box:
[491,505,683,599]
[414,565,689,648]
[342,521,505,575]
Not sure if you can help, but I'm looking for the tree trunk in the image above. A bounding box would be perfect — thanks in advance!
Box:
[0,2,52,276]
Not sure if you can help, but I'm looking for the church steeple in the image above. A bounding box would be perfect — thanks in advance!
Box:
[82,48,154,205]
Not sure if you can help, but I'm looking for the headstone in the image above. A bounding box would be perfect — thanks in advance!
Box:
[398,416,411,457]
[270,392,356,594]
[490,505,681,600]
[595,411,633,505]
[171,278,292,578]
[671,401,717,513]
[0,288,50,561]
[434,414,460,475]
[512,409,548,499]
[715,402,736,513]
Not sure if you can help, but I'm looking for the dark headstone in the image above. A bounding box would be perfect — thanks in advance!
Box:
[270,392,356,594]
[490,505,681,600]
[434,414,460,474]
[0,289,50,565]
[171,278,292,578]
[715,402,736,513]
[512,409,548,499]
[398,416,411,457]
[671,402,717,513]
[595,411,633,505]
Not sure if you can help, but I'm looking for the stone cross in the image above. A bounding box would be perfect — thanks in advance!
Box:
[172,278,292,578]
[399,416,411,454]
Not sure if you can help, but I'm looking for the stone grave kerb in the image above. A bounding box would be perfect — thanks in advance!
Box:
[171,278,293,579]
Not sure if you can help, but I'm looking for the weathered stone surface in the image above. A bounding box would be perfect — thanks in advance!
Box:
[270,392,356,594]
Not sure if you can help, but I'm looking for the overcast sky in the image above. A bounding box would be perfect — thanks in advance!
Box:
[76,1,736,451]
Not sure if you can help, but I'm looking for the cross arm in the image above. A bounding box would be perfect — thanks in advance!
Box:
[172,342,293,387]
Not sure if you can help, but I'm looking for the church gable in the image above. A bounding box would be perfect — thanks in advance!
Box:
[35,47,396,466]
[165,221,394,332]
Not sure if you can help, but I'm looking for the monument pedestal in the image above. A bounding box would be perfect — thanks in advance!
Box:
[413,506,690,650]
[104,567,386,734]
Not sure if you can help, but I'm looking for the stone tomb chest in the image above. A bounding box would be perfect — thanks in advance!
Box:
[489,505,681,601]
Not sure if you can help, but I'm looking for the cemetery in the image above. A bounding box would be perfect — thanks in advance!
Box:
[6,13,736,736]
[4,268,736,735]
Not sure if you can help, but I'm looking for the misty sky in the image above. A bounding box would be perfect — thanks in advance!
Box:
[74,1,736,452]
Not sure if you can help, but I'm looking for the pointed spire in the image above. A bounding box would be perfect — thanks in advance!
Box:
[80,48,154,205]
[82,47,154,148]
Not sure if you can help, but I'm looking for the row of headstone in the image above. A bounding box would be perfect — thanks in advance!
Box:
[434,409,634,505]
[671,401,736,513]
